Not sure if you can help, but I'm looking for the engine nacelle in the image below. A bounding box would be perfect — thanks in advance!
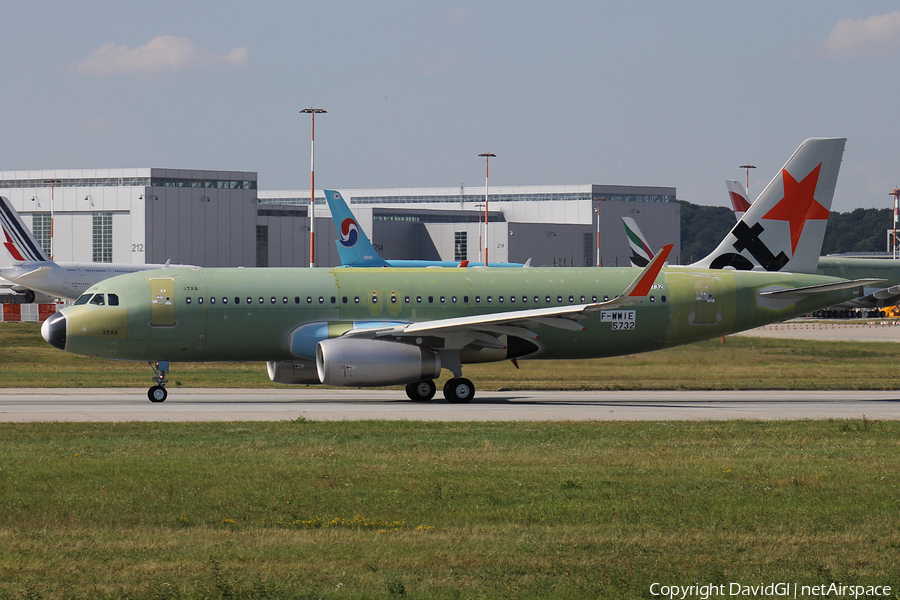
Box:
[266,359,321,384]
[316,338,441,387]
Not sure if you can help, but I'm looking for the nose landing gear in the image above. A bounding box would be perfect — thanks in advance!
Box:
[148,360,170,402]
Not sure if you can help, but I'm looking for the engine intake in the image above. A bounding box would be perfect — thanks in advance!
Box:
[316,339,441,387]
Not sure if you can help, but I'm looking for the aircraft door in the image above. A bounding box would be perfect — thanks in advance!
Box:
[150,277,176,326]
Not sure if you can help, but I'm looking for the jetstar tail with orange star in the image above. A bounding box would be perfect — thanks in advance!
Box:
[692,137,846,274]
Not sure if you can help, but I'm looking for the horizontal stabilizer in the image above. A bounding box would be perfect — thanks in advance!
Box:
[759,278,885,301]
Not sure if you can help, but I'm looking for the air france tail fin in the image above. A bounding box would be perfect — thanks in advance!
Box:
[324,190,389,267]
[692,137,846,274]
[0,196,50,263]
[726,180,752,221]
[622,217,654,267]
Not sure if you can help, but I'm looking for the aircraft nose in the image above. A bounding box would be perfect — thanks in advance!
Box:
[41,311,66,350]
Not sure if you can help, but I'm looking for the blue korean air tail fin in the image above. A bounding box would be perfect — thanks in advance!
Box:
[324,190,388,267]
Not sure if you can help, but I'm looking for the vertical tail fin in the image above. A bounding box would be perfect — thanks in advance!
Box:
[0,196,50,263]
[725,180,752,221]
[324,190,389,267]
[622,217,654,267]
[692,138,846,274]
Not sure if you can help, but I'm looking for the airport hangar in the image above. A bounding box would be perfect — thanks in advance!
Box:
[0,168,680,270]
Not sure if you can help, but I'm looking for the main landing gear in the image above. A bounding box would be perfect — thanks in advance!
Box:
[148,360,170,402]
[404,378,475,403]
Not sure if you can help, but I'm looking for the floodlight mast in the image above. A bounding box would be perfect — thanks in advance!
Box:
[740,164,756,198]
[478,153,496,265]
[301,108,326,267]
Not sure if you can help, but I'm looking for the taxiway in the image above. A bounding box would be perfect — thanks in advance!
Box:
[0,388,897,422]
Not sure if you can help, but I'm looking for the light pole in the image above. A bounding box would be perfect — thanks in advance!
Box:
[740,164,756,198]
[45,179,60,260]
[475,203,485,264]
[891,188,900,259]
[301,108,326,267]
[478,153,495,265]
[595,198,602,267]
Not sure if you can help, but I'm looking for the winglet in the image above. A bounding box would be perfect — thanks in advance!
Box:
[627,244,671,297]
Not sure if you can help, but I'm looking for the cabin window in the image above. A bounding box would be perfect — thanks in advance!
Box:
[294,296,300,304]
[557,296,563,303]
[108,294,119,306]
[210,297,216,304]
[199,297,204,304]
[222,297,228,304]
[592,295,597,302]
[391,294,397,304]
[545,296,551,303]
[282,297,288,304]
[475,296,481,303]
[74,294,92,305]
[452,296,457,303]
[580,295,586,303]
[319,297,325,304]
[487,296,492,303]
[417,296,422,303]
[428,296,434,304]
[440,296,445,303]
[569,296,575,303]
[342,296,348,304]
[522,296,527,303]
[650,296,655,303]
[661,295,667,303]
[272,297,277,304]
[603,296,609,302]
[372,294,378,304]
[354,296,360,304]
[405,296,411,303]
[510,296,515,303]
[234,297,241,305]
[306,297,312,304]
[186,297,192,305]
[499,296,504,303]
[464,296,469,303]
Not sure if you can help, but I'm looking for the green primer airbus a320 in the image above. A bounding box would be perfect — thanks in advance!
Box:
[41,138,879,403]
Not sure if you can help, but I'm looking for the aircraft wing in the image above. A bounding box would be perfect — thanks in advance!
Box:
[0,264,53,281]
[342,245,672,346]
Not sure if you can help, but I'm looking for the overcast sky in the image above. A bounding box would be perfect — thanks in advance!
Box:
[2,1,899,211]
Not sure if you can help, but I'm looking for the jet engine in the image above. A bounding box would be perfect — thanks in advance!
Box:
[316,338,441,387]
[266,359,321,384]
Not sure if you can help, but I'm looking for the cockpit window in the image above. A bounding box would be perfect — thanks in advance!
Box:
[89,294,106,306]
[108,294,119,306]
[74,294,93,305]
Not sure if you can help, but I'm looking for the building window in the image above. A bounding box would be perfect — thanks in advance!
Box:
[92,212,112,263]
[256,225,268,267]
[32,214,51,258]
[454,231,467,262]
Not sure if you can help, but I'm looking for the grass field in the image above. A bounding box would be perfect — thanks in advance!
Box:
[3,322,900,391]
[1,420,899,599]
[2,323,900,598]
